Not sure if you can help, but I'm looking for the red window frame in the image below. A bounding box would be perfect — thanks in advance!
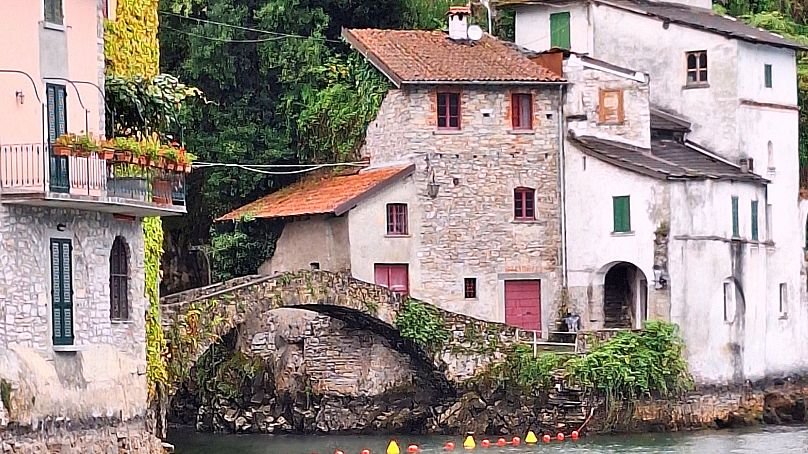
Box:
[511,93,533,130]
[437,92,461,130]
[514,187,535,220]
[386,203,408,235]
[464,278,477,299]
[374,264,409,296]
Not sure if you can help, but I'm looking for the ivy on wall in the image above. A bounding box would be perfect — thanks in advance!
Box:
[105,0,160,78]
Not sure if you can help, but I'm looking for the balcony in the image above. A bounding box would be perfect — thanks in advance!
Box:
[0,143,186,216]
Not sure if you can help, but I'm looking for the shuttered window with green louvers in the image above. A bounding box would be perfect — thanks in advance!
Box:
[51,238,74,346]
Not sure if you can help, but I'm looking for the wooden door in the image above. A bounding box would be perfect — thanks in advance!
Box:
[374,264,409,296]
[504,280,541,332]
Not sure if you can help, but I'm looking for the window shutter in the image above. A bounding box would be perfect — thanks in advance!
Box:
[751,201,759,240]
[511,94,520,129]
[765,64,773,88]
[550,12,571,49]
[47,85,57,144]
[613,196,630,232]
[599,90,624,124]
[51,239,74,346]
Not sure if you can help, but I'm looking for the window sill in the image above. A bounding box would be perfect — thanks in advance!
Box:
[682,83,710,90]
[611,231,635,236]
[53,345,85,353]
[433,130,463,135]
[111,320,135,325]
[508,130,535,135]
[385,234,411,238]
[43,21,66,31]
[512,219,539,224]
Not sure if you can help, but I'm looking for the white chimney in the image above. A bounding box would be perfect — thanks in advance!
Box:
[448,5,471,40]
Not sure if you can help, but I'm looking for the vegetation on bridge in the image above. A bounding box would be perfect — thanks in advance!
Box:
[394,298,451,350]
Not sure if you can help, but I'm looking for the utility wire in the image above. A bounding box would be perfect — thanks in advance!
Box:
[194,161,368,168]
[158,10,341,43]
[160,24,290,43]
[193,161,369,175]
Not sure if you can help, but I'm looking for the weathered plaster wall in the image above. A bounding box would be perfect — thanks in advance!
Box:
[0,205,148,425]
[358,86,563,328]
[260,215,350,275]
[513,3,592,54]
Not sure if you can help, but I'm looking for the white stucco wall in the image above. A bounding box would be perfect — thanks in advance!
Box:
[260,215,351,275]
[513,3,591,54]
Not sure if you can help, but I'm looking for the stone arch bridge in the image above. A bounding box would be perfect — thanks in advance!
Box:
[159,270,530,388]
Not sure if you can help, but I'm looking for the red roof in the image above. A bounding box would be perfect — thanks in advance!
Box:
[217,165,414,221]
[342,28,564,86]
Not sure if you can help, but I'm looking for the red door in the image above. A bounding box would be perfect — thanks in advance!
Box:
[505,280,541,333]
[374,264,409,296]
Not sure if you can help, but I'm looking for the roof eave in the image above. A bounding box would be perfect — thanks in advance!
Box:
[399,80,568,85]
[342,28,404,88]
[332,164,416,216]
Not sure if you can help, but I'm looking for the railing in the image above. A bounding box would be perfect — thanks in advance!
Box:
[0,143,186,209]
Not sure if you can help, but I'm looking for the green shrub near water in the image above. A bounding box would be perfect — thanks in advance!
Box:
[394,298,450,350]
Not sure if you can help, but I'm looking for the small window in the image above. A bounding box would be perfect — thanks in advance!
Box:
[514,187,535,220]
[310,262,320,270]
[464,278,477,299]
[550,12,571,49]
[612,195,631,233]
[437,92,460,129]
[44,0,64,24]
[751,200,759,241]
[779,283,788,316]
[686,51,708,85]
[110,236,129,321]
[731,196,739,238]
[598,89,624,124]
[765,64,773,88]
[511,93,533,130]
[386,203,408,235]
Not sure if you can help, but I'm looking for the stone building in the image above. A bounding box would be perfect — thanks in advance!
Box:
[509,0,808,383]
[0,0,183,451]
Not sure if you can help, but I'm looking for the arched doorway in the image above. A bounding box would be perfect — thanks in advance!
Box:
[603,262,648,329]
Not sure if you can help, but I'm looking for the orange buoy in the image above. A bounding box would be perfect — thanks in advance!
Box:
[496,438,507,447]
[444,441,455,451]
[361,450,372,454]
[571,430,580,440]
[481,439,490,448]
[557,433,565,441]
[407,445,419,453]
[511,436,521,446]
[543,434,551,443]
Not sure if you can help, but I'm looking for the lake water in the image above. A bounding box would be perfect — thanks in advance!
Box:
[168,425,808,453]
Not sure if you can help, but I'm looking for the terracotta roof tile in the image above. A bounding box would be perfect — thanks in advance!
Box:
[343,28,564,85]
[217,165,414,221]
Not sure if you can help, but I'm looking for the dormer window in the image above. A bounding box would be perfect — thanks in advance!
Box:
[437,92,461,130]
[686,51,708,86]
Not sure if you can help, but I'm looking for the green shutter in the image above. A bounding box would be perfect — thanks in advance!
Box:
[731,196,739,238]
[550,12,571,49]
[751,201,759,240]
[51,238,74,346]
[613,196,631,233]
[764,64,773,88]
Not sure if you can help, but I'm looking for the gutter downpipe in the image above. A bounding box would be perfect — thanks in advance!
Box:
[558,85,569,292]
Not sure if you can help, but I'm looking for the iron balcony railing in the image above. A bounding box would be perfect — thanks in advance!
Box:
[0,143,186,208]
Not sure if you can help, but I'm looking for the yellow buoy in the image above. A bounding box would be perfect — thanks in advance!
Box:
[463,435,476,449]
[525,431,538,444]
[387,440,400,454]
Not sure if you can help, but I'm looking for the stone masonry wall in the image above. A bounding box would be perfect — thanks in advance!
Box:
[361,85,563,326]
[1,418,162,454]
[0,205,149,429]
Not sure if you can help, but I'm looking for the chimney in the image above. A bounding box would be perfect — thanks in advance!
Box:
[448,5,471,40]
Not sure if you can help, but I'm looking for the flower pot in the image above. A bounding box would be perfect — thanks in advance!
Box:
[138,156,148,166]
[52,145,72,157]
[99,148,115,161]
[166,161,177,172]
[113,151,130,163]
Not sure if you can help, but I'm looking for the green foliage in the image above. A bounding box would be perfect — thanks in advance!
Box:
[394,298,450,349]
[106,0,160,77]
[195,342,262,403]
[209,217,282,282]
[486,347,562,392]
[566,321,692,401]
[144,217,169,400]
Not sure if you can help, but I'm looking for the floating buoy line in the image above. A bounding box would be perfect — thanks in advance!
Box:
[324,429,584,454]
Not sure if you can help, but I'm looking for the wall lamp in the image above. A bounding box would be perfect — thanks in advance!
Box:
[56,223,67,232]
[15,90,24,105]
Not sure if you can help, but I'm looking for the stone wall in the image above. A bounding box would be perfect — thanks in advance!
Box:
[0,206,149,429]
[1,418,162,454]
[358,85,563,327]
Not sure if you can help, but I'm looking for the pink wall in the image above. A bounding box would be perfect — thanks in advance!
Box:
[0,0,103,146]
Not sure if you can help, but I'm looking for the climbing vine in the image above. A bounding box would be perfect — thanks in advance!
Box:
[105,0,160,78]
[144,218,168,398]
[394,298,450,350]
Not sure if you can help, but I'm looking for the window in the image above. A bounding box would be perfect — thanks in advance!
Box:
[767,204,773,242]
[310,262,320,270]
[686,51,708,85]
[514,187,535,220]
[550,12,571,49]
[44,0,64,24]
[386,203,408,235]
[374,264,409,296]
[50,238,74,346]
[437,92,460,129]
[765,64,773,88]
[110,237,129,321]
[751,200,759,241]
[598,89,625,124]
[612,196,631,233]
[779,283,788,316]
[464,278,477,299]
[731,196,739,238]
[511,93,533,130]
